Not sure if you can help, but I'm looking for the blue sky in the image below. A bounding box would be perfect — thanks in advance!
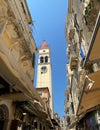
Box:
[27,0,68,118]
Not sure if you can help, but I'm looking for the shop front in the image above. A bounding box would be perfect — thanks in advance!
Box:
[0,104,9,130]
[76,110,100,130]
[84,111,98,130]
[10,116,35,130]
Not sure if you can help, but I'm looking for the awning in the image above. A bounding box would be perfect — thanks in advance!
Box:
[0,92,33,101]
[14,101,54,127]
[14,101,48,119]
[84,12,100,65]
[77,70,100,116]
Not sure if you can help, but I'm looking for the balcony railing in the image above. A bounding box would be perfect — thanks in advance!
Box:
[69,28,75,41]
[69,51,78,70]
[70,114,76,122]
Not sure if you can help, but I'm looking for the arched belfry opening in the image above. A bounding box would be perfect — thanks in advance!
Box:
[45,56,48,63]
[0,104,9,130]
[40,56,44,63]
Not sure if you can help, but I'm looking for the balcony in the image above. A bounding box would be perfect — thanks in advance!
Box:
[65,85,71,96]
[66,47,70,58]
[69,114,76,129]
[65,108,68,114]
[69,51,78,70]
[69,28,75,41]
[70,114,76,122]
[66,102,71,110]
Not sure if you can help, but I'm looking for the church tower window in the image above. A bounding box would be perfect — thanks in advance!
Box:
[45,56,48,63]
[40,56,44,63]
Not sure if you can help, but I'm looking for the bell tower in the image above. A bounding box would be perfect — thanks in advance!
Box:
[36,40,54,114]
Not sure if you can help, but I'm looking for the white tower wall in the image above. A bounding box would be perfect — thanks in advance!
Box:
[36,42,54,116]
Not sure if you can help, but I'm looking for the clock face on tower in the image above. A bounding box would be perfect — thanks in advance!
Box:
[41,66,47,73]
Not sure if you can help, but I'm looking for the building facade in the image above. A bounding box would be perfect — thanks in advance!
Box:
[0,0,54,130]
[65,0,100,129]
[60,116,67,130]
